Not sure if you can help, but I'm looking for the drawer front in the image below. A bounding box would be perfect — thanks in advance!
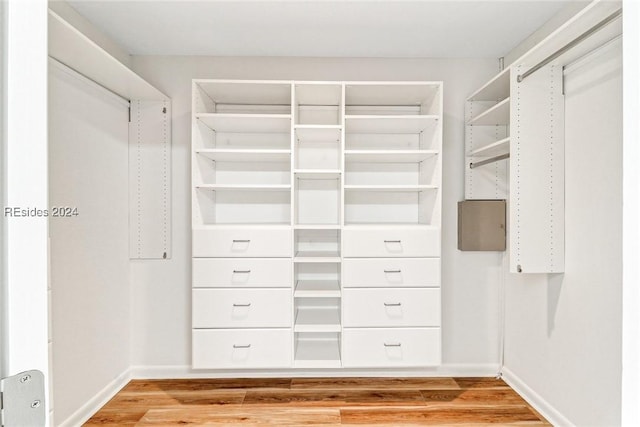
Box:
[193,328,291,369]
[342,328,441,367]
[343,228,440,257]
[343,258,440,288]
[193,289,292,328]
[343,288,440,327]
[193,258,292,288]
[193,228,292,258]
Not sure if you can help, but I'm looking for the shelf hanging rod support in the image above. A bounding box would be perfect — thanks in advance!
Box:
[470,153,510,169]
[517,8,622,83]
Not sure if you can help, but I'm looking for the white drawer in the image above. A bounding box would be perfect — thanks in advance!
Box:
[193,228,292,258]
[193,289,292,328]
[343,288,440,327]
[343,227,440,257]
[342,258,440,287]
[193,258,292,288]
[193,328,292,369]
[342,328,441,367]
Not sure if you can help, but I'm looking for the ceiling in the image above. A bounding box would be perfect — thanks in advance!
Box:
[67,0,574,58]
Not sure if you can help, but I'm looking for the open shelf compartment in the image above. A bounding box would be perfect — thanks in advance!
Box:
[294,83,343,125]
[294,332,341,368]
[194,187,291,225]
[295,297,341,332]
[345,82,442,116]
[344,188,440,226]
[193,80,292,114]
[294,228,341,261]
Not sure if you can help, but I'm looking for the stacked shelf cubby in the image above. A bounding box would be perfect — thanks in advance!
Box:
[192,80,443,370]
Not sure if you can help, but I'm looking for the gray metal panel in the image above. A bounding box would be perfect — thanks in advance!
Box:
[458,200,506,251]
[1,370,46,426]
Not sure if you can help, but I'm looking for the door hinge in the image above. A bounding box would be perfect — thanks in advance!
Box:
[0,370,46,427]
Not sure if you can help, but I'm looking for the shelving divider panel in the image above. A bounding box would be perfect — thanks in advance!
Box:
[196,113,292,133]
[467,98,510,126]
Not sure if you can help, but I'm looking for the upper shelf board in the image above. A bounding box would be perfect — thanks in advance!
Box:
[196,113,291,133]
[194,80,292,106]
[345,82,440,107]
[345,150,438,163]
[48,10,168,101]
[467,68,510,102]
[196,149,291,162]
[469,137,510,157]
[467,98,510,126]
[345,115,438,134]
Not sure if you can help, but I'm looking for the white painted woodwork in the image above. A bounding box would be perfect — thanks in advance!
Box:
[192,80,442,369]
[342,328,441,367]
[343,288,441,327]
[342,258,440,288]
[192,289,292,328]
[192,258,292,288]
[192,228,293,258]
[343,227,440,258]
[192,329,292,369]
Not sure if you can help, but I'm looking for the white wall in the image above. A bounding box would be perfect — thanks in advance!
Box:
[130,55,503,374]
[49,62,131,425]
[503,40,622,426]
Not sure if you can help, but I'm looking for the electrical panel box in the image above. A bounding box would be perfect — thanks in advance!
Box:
[458,200,506,251]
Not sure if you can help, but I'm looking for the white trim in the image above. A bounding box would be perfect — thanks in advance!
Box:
[130,363,500,380]
[57,368,131,427]
[501,366,574,427]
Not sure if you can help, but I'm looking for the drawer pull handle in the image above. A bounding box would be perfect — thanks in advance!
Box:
[384,240,401,243]
[233,344,251,349]
[384,302,402,307]
[384,343,402,347]
[384,269,401,273]
[233,270,251,274]
[233,303,252,307]
[232,239,251,243]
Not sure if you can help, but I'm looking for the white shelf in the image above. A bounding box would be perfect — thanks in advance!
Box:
[49,10,168,101]
[294,251,341,263]
[467,68,510,102]
[294,126,342,143]
[295,280,341,298]
[294,338,341,368]
[469,137,510,157]
[194,80,292,106]
[344,184,438,192]
[294,224,341,230]
[295,307,341,332]
[196,113,291,133]
[345,82,440,107]
[294,170,342,179]
[467,98,510,126]
[195,184,291,191]
[344,150,438,163]
[345,115,438,134]
[196,149,291,162]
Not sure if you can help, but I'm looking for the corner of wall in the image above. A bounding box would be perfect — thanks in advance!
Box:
[48,0,132,68]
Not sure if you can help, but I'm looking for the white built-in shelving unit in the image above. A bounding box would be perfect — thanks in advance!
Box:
[192,80,443,369]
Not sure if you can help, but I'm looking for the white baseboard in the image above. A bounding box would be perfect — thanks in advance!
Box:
[57,368,131,427]
[130,363,500,379]
[501,366,574,427]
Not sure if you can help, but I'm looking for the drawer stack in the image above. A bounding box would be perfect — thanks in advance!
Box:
[341,227,442,367]
[192,227,293,368]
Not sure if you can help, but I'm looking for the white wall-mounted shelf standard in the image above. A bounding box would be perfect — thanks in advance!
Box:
[192,80,443,370]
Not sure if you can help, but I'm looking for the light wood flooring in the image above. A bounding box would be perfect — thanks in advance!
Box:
[85,377,550,426]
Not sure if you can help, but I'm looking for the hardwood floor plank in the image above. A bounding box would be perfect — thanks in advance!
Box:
[340,406,541,424]
[243,389,426,407]
[136,407,341,425]
[103,390,246,407]
[122,378,291,392]
[419,388,529,406]
[453,377,509,389]
[83,408,147,425]
[290,377,460,390]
